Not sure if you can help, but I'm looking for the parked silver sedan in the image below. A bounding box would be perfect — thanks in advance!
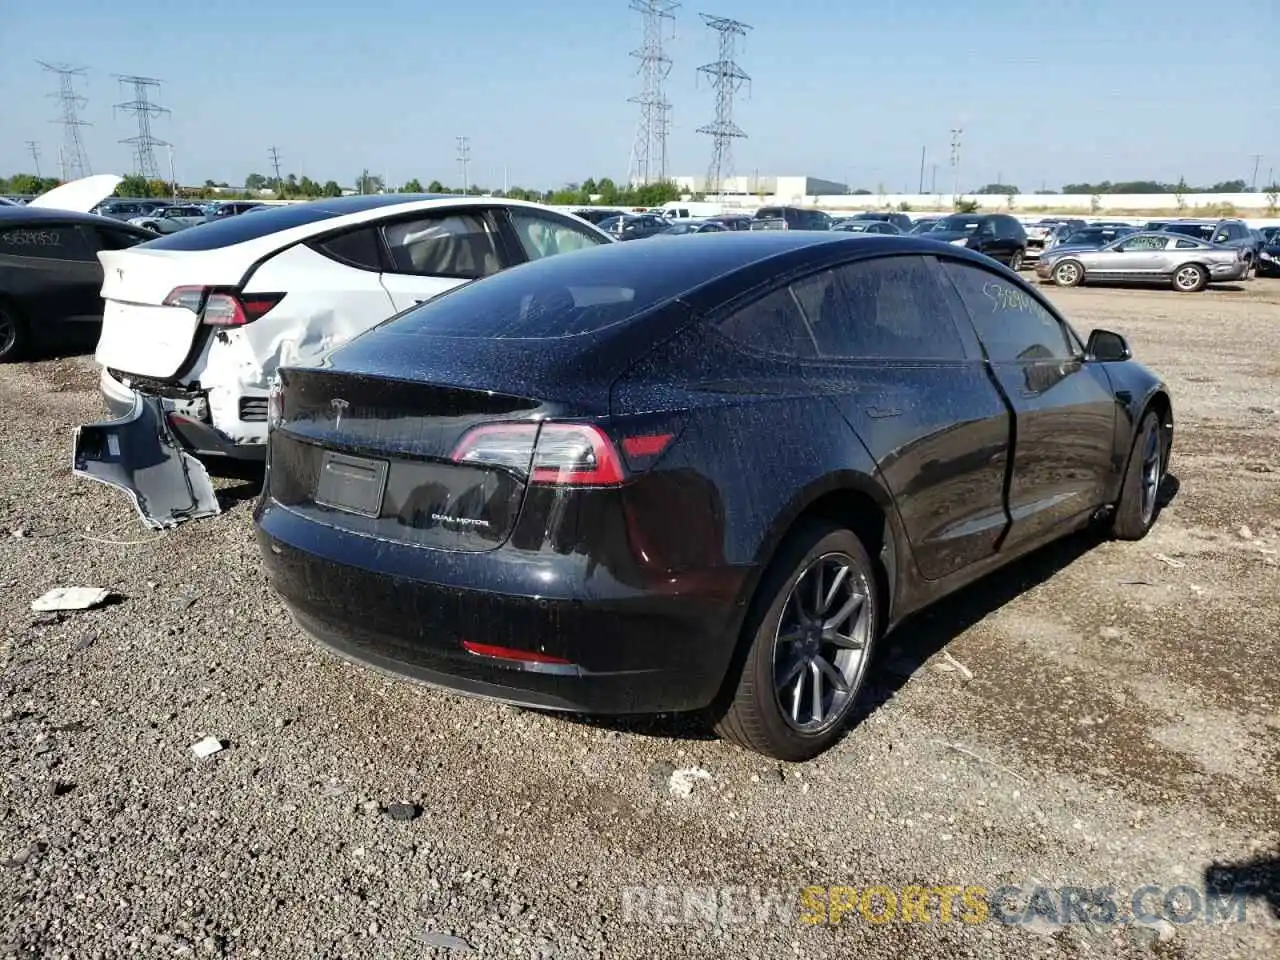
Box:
[1035,230,1248,292]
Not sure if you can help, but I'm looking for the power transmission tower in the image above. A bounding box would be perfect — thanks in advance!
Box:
[38,62,93,180]
[456,136,471,194]
[949,127,963,198]
[268,146,283,194]
[695,13,751,197]
[1249,153,1263,191]
[113,75,170,180]
[627,1,679,187]
[25,141,41,178]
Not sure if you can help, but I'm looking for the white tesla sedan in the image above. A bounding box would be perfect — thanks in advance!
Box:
[91,194,611,457]
[76,194,612,527]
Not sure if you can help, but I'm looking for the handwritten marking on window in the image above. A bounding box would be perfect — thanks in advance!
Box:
[981,281,1037,314]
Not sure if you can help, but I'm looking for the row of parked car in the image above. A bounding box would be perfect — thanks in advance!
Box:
[587,205,1280,292]
[1,182,1186,759]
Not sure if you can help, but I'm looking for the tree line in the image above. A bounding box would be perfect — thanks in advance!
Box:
[5,170,1274,204]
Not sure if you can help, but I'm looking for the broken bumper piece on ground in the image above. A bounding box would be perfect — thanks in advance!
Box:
[73,393,221,529]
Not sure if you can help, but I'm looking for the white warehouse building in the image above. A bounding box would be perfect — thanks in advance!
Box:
[671,174,847,200]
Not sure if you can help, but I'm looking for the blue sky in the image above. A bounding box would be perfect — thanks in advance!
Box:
[2,0,1276,191]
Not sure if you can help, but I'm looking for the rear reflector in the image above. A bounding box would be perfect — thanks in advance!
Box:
[622,433,673,458]
[461,641,571,665]
[451,422,626,487]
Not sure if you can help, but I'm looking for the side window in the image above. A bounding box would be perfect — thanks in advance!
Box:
[800,256,966,360]
[1174,238,1199,250]
[1116,235,1169,251]
[381,211,500,279]
[509,210,606,262]
[714,286,817,359]
[0,224,91,260]
[311,226,383,271]
[943,261,1074,361]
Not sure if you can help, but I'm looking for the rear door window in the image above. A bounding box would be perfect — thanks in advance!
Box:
[381,211,502,279]
[797,256,967,360]
[0,223,93,260]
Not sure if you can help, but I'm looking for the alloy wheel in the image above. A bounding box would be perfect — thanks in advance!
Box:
[0,312,16,359]
[771,552,874,734]
[1140,424,1161,524]
[1054,262,1080,285]
[1174,266,1201,291]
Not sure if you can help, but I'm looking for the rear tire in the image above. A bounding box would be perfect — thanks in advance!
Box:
[712,522,881,761]
[0,301,27,363]
[1008,249,1024,272]
[1172,263,1207,292]
[1110,410,1163,540]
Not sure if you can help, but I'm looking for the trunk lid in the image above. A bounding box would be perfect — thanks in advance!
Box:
[269,367,548,553]
[95,247,250,380]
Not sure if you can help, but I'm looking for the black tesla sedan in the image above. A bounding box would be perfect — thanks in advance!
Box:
[255,232,1173,760]
[0,206,155,361]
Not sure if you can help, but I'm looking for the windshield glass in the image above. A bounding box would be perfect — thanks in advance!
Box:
[1163,222,1214,240]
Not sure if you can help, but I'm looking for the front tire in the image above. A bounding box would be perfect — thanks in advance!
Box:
[1009,249,1024,272]
[1052,259,1085,287]
[1172,263,1207,292]
[0,301,27,362]
[712,523,881,761]
[1111,410,1164,540]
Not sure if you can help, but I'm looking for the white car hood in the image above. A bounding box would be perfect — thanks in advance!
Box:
[28,174,124,213]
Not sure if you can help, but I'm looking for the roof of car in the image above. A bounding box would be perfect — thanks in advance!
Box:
[0,206,142,227]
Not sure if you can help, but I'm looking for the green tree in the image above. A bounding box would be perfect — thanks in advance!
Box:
[596,177,619,204]
[401,178,424,193]
[1266,184,1279,215]
[115,175,150,198]
[427,180,445,193]
[953,197,979,213]
[297,176,323,198]
[581,178,598,197]
[7,173,48,196]
[245,173,268,191]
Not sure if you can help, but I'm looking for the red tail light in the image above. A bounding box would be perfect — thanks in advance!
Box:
[451,422,626,486]
[163,286,284,327]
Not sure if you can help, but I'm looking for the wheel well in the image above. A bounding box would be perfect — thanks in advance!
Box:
[711,487,892,712]
[1145,391,1174,462]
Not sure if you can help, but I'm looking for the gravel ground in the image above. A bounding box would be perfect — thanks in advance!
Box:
[1,280,1278,959]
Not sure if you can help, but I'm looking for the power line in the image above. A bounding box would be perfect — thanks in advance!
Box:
[627,0,680,187]
[950,127,963,198]
[37,61,93,180]
[268,146,282,194]
[456,136,471,195]
[696,12,751,198]
[113,75,170,180]
[25,141,41,178]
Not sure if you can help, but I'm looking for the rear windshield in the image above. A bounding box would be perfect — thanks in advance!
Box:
[374,243,737,339]
[143,195,444,250]
[1163,223,1214,240]
[930,216,984,233]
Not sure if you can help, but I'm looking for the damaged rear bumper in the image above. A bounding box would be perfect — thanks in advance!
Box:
[100,368,265,461]
[73,393,221,529]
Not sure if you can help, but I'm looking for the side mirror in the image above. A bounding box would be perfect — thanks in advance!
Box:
[1086,328,1131,362]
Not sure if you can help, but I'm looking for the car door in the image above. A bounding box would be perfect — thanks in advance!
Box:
[0,221,102,330]
[941,259,1116,550]
[1094,233,1170,278]
[791,254,1012,580]
[377,208,508,311]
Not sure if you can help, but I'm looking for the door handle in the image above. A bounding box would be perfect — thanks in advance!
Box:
[867,406,902,419]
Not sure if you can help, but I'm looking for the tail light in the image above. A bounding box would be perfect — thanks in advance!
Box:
[450,422,676,487]
[163,286,285,327]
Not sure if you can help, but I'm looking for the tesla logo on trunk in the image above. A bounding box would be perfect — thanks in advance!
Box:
[330,398,349,428]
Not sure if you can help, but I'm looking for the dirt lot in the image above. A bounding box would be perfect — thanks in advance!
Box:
[1,281,1278,959]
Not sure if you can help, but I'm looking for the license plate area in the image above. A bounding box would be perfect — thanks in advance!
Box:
[314,452,389,518]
